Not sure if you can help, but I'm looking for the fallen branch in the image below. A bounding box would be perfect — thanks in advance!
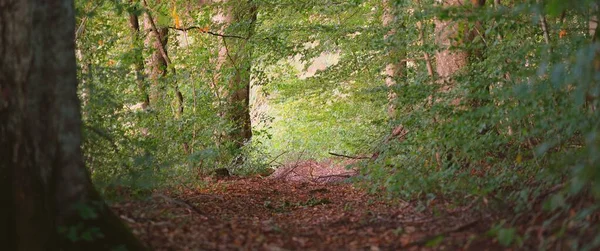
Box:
[273,150,305,180]
[152,193,203,216]
[328,152,371,160]
[397,217,435,225]
[313,173,355,183]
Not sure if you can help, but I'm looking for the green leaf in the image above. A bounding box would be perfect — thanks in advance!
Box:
[425,235,445,247]
[497,228,516,247]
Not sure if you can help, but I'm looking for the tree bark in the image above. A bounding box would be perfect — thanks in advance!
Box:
[0,0,145,249]
[214,0,256,150]
[143,0,184,116]
[434,0,485,79]
[144,1,169,106]
[130,0,150,108]
[434,0,469,79]
[382,0,406,118]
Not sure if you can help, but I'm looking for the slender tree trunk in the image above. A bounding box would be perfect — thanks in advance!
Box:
[130,0,150,108]
[143,0,184,117]
[144,2,169,106]
[382,0,406,118]
[0,0,145,249]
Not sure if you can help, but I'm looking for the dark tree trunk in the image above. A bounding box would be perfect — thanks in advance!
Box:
[0,0,145,250]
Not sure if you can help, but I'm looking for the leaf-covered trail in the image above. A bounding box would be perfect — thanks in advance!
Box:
[112,176,501,250]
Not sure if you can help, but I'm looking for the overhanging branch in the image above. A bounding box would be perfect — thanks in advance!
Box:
[167,26,248,39]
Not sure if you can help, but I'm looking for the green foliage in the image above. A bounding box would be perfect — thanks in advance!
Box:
[360,0,600,247]
[75,0,599,247]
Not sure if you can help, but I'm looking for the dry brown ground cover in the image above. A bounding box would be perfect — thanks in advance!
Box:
[111,160,507,250]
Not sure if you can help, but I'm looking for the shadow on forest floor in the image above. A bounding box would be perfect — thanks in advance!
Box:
[111,160,507,250]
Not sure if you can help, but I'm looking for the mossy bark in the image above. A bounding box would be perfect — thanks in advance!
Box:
[0,0,145,250]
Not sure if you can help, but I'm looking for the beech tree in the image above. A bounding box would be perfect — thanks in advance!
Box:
[0,0,144,249]
[215,0,257,150]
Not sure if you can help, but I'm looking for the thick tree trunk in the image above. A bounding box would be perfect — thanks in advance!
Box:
[434,0,485,79]
[434,0,469,79]
[214,0,256,150]
[0,0,145,250]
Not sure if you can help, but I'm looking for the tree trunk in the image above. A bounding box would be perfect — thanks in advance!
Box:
[0,0,145,249]
[144,3,169,106]
[382,0,406,118]
[435,0,485,79]
[130,0,150,108]
[214,0,256,150]
[434,0,469,79]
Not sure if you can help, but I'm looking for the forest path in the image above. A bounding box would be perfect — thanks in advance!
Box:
[112,166,498,250]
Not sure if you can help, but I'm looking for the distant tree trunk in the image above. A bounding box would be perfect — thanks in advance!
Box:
[143,0,184,117]
[433,0,485,167]
[144,1,169,106]
[435,0,485,79]
[382,0,406,118]
[590,5,600,112]
[130,0,150,108]
[215,0,256,150]
[0,0,145,250]
[435,0,468,79]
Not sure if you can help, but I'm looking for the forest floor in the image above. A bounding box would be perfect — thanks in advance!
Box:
[111,160,505,250]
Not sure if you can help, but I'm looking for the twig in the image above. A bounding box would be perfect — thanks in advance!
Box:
[167,26,248,39]
[84,125,119,152]
[266,151,289,166]
[537,183,565,201]
[397,217,435,224]
[313,173,355,182]
[74,3,102,41]
[539,13,551,45]
[328,152,371,160]
[446,198,478,214]
[272,150,306,180]
[152,193,204,216]
[415,0,435,80]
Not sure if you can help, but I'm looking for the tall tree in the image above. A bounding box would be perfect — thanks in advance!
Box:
[215,0,257,151]
[130,0,150,108]
[143,0,170,106]
[435,0,468,79]
[382,0,406,118]
[0,0,144,249]
[435,0,485,79]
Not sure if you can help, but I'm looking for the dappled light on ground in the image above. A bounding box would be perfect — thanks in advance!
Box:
[113,174,498,250]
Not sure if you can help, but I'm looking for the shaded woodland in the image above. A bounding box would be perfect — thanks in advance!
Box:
[1,0,600,250]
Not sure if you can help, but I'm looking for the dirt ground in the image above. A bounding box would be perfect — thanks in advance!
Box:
[111,160,507,250]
